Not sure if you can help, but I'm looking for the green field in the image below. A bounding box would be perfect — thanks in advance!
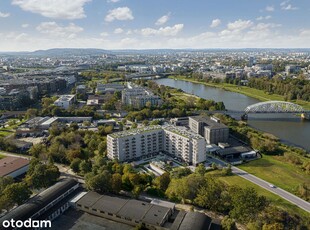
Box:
[0,118,25,138]
[171,76,310,110]
[238,155,310,194]
[209,170,310,220]
[0,154,5,159]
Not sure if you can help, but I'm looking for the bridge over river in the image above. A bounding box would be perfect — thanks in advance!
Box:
[201,101,310,121]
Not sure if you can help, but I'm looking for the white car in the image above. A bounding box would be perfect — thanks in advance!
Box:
[269,184,276,188]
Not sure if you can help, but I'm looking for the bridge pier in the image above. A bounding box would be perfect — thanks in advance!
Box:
[301,113,310,120]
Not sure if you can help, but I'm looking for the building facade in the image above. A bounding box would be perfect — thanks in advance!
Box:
[189,116,229,144]
[122,88,162,109]
[107,125,206,165]
[54,94,76,109]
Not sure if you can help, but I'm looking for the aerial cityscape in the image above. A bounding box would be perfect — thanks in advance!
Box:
[0,0,310,230]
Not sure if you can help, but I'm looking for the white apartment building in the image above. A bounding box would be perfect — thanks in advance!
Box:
[54,94,76,109]
[107,125,206,165]
[163,126,206,165]
[107,126,164,162]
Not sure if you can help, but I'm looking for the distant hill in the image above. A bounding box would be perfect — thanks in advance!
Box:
[0,48,111,57]
[1,47,310,57]
[31,48,111,56]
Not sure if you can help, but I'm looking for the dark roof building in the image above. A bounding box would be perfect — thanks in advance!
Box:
[75,192,171,228]
[73,191,221,230]
[178,212,212,230]
[0,179,79,226]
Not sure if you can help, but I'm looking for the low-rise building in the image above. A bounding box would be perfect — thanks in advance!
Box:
[0,156,30,178]
[122,86,162,109]
[74,191,172,229]
[96,83,125,94]
[54,95,76,109]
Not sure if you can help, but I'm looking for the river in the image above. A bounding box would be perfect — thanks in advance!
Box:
[155,78,310,151]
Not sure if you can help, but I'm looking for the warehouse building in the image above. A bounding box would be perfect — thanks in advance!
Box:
[0,156,29,178]
[71,191,218,230]
[0,179,80,229]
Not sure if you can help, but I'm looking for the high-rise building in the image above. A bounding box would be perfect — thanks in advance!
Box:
[189,116,229,144]
[107,125,206,165]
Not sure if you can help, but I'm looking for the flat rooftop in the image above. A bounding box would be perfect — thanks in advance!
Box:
[75,192,171,227]
[217,146,252,156]
[0,156,29,177]
[190,116,228,129]
[109,125,163,138]
[163,125,204,140]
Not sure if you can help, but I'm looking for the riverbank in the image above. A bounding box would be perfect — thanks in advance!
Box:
[169,76,310,110]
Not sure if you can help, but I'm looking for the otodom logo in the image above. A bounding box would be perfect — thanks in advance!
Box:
[2,219,51,228]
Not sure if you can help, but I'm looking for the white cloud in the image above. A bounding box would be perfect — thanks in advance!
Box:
[280,0,298,10]
[227,19,253,31]
[0,12,10,18]
[21,24,29,28]
[140,24,184,37]
[36,22,83,38]
[105,7,134,22]
[256,15,272,21]
[252,23,281,31]
[114,28,124,34]
[12,0,91,19]
[155,13,171,26]
[210,19,221,28]
[265,6,275,12]
[281,2,298,11]
[107,0,120,2]
[100,32,109,37]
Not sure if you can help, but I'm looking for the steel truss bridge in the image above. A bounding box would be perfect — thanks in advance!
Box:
[242,101,310,120]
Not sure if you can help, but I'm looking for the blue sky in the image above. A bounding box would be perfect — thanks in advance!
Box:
[0,0,309,51]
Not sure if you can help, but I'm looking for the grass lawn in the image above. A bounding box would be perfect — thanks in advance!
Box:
[238,155,310,194]
[0,118,25,138]
[171,76,310,110]
[0,130,14,137]
[209,170,310,220]
[171,92,199,101]
[0,154,5,159]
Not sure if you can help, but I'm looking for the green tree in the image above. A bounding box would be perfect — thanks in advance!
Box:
[221,216,237,230]
[230,187,268,223]
[154,173,170,191]
[111,173,122,193]
[3,182,32,206]
[0,176,14,193]
[26,163,60,189]
[25,108,38,119]
[85,170,111,193]
[79,160,92,175]
[70,158,82,173]
[195,164,207,175]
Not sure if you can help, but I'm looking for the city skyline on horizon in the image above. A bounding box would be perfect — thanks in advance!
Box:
[0,0,310,51]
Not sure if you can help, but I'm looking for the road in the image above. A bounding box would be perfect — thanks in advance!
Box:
[232,166,310,213]
[2,150,309,213]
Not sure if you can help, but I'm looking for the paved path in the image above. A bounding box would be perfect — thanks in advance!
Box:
[232,166,310,213]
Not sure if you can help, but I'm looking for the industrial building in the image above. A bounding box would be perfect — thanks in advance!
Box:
[107,125,206,165]
[0,179,80,229]
[189,116,229,144]
[0,156,29,178]
[70,191,219,230]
